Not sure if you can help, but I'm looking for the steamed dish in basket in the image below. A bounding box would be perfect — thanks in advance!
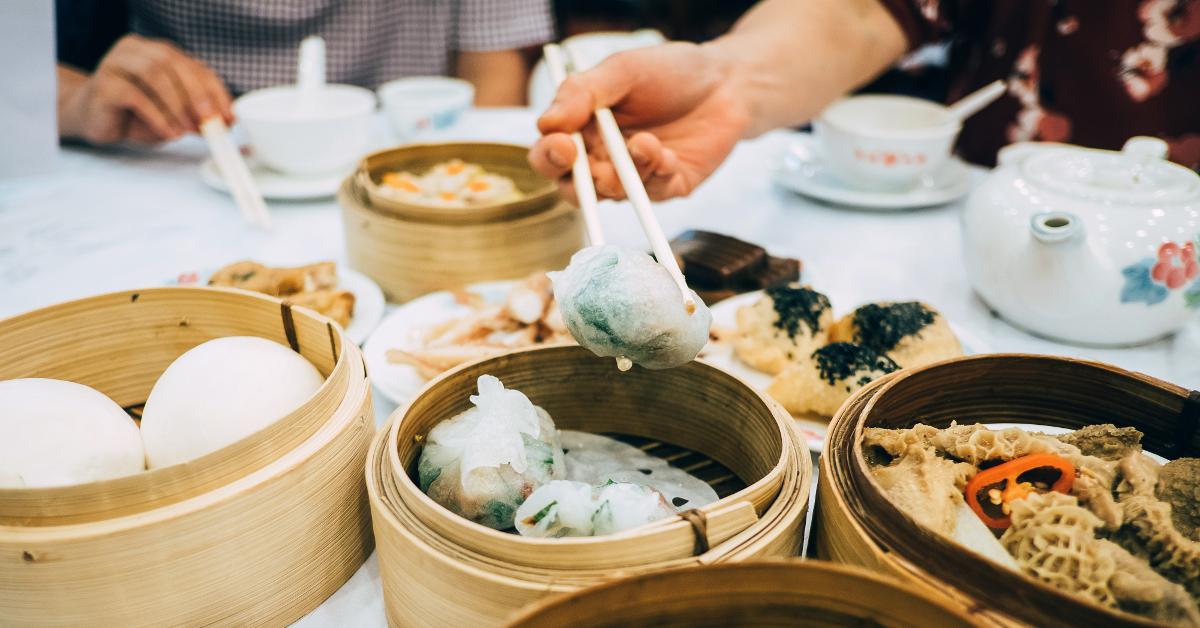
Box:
[0,379,145,488]
[864,422,1200,625]
[417,374,717,536]
[141,336,324,468]
[731,286,961,417]
[0,335,325,486]
[552,245,712,371]
[378,159,523,208]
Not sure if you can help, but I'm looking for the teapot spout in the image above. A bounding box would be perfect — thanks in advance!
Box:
[1030,211,1082,244]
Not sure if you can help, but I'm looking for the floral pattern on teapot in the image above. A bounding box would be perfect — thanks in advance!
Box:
[1120,238,1200,308]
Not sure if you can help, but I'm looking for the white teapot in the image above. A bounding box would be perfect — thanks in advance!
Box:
[962,137,1200,346]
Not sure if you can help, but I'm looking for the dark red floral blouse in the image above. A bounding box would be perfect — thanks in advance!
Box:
[880,0,1200,170]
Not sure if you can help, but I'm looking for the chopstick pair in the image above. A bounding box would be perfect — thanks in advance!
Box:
[200,117,272,229]
[542,43,695,314]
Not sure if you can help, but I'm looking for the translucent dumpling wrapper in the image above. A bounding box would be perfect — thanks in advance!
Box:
[550,245,712,370]
[418,375,566,530]
[559,430,718,511]
[514,480,676,538]
[514,480,598,537]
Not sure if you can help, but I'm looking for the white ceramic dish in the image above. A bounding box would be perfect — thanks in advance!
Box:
[234,84,376,175]
[702,290,984,453]
[772,134,971,210]
[200,155,347,200]
[363,280,514,406]
[813,94,961,191]
[377,77,473,139]
[170,266,385,346]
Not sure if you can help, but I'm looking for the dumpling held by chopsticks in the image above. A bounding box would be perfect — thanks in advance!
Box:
[550,245,711,370]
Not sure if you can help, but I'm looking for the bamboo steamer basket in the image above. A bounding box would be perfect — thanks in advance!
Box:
[356,142,558,224]
[340,142,585,303]
[815,353,1200,628]
[506,560,976,627]
[367,345,811,627]
[0,287,375,626]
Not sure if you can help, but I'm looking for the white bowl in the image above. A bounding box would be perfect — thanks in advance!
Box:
[378,77,474,139]
[813,95,960,191]
[234,84,376,175]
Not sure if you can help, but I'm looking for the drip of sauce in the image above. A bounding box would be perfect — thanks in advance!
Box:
[767,286,831,338]
[852,302,935,352]
[813,342,899,387]
[616,356,633,372]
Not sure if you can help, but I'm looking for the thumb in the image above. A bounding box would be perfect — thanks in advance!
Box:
[537,53,636,135]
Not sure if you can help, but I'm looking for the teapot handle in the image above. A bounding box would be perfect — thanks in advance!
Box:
[1030,211,1082,244]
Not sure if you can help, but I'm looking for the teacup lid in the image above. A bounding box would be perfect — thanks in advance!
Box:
[1004,137,1199,206]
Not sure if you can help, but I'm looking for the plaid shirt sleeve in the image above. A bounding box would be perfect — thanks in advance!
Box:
[455,0,555,52]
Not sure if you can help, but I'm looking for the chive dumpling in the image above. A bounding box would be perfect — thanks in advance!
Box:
[550,245,712,370]
[418,375,565,530]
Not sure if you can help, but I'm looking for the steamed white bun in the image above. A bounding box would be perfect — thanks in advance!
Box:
[0,378,145,488]
[140,336,324,468]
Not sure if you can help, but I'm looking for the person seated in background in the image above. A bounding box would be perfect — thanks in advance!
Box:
[56,0,554,146]
[530,0,1200,202]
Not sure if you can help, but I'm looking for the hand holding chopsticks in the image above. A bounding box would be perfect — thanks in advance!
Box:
[541,43,695,314]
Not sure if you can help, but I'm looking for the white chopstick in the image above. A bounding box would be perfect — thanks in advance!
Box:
[541,44,604,246]
[200,117,272,229]
[545,44,694,313]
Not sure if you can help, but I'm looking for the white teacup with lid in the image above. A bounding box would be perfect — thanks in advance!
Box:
[962,136,1200,346]
[234,37,376,176]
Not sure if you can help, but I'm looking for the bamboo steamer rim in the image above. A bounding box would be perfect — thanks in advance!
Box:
[0,286,353,524]
[821,353,1196,628]
[382,345,797,560]
[504,559,979,627]
[355,142,560,225]
[341,178,579,233]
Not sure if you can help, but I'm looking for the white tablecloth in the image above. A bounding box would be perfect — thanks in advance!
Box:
[1,108,1197,627]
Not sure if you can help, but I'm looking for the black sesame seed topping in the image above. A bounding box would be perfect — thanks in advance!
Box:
[812,342,899,386]
[767,286,831,338]
[852,302,936,353]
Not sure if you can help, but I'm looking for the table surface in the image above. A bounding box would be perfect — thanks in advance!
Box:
[2,108,1197,627]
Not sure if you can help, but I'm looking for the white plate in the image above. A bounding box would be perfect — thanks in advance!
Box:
[200,156,348,200]
[170,266,385,346]
[771,134,971,210]
[701,290,985,453]
[363,281,517,407]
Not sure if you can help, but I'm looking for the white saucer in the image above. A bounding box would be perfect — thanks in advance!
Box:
[169,266,385,346]
[701,290,987,453]
[200,156,347,201]
[771,134,972,210]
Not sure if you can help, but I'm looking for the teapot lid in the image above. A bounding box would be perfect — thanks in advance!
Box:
[1007,137,1199,206]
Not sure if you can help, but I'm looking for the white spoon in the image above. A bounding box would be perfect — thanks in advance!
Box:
[295,36,326,116]
[946,80,1006,122]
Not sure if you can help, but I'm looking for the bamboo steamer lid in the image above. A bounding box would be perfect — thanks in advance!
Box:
[367,345,811,627]
[815,353,1200,627]
[0,287,375,626]
[505,560,977,627]
[340,171,584,303]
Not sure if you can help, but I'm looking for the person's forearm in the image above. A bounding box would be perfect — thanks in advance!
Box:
[457,50,530,106]
[704,0,907,137]
[56,64,90,139]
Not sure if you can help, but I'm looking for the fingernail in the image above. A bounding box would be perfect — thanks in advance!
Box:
[194,99,215,120]
[630,146,648,166]
[542,104,562,120]
[547,149,569,169]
